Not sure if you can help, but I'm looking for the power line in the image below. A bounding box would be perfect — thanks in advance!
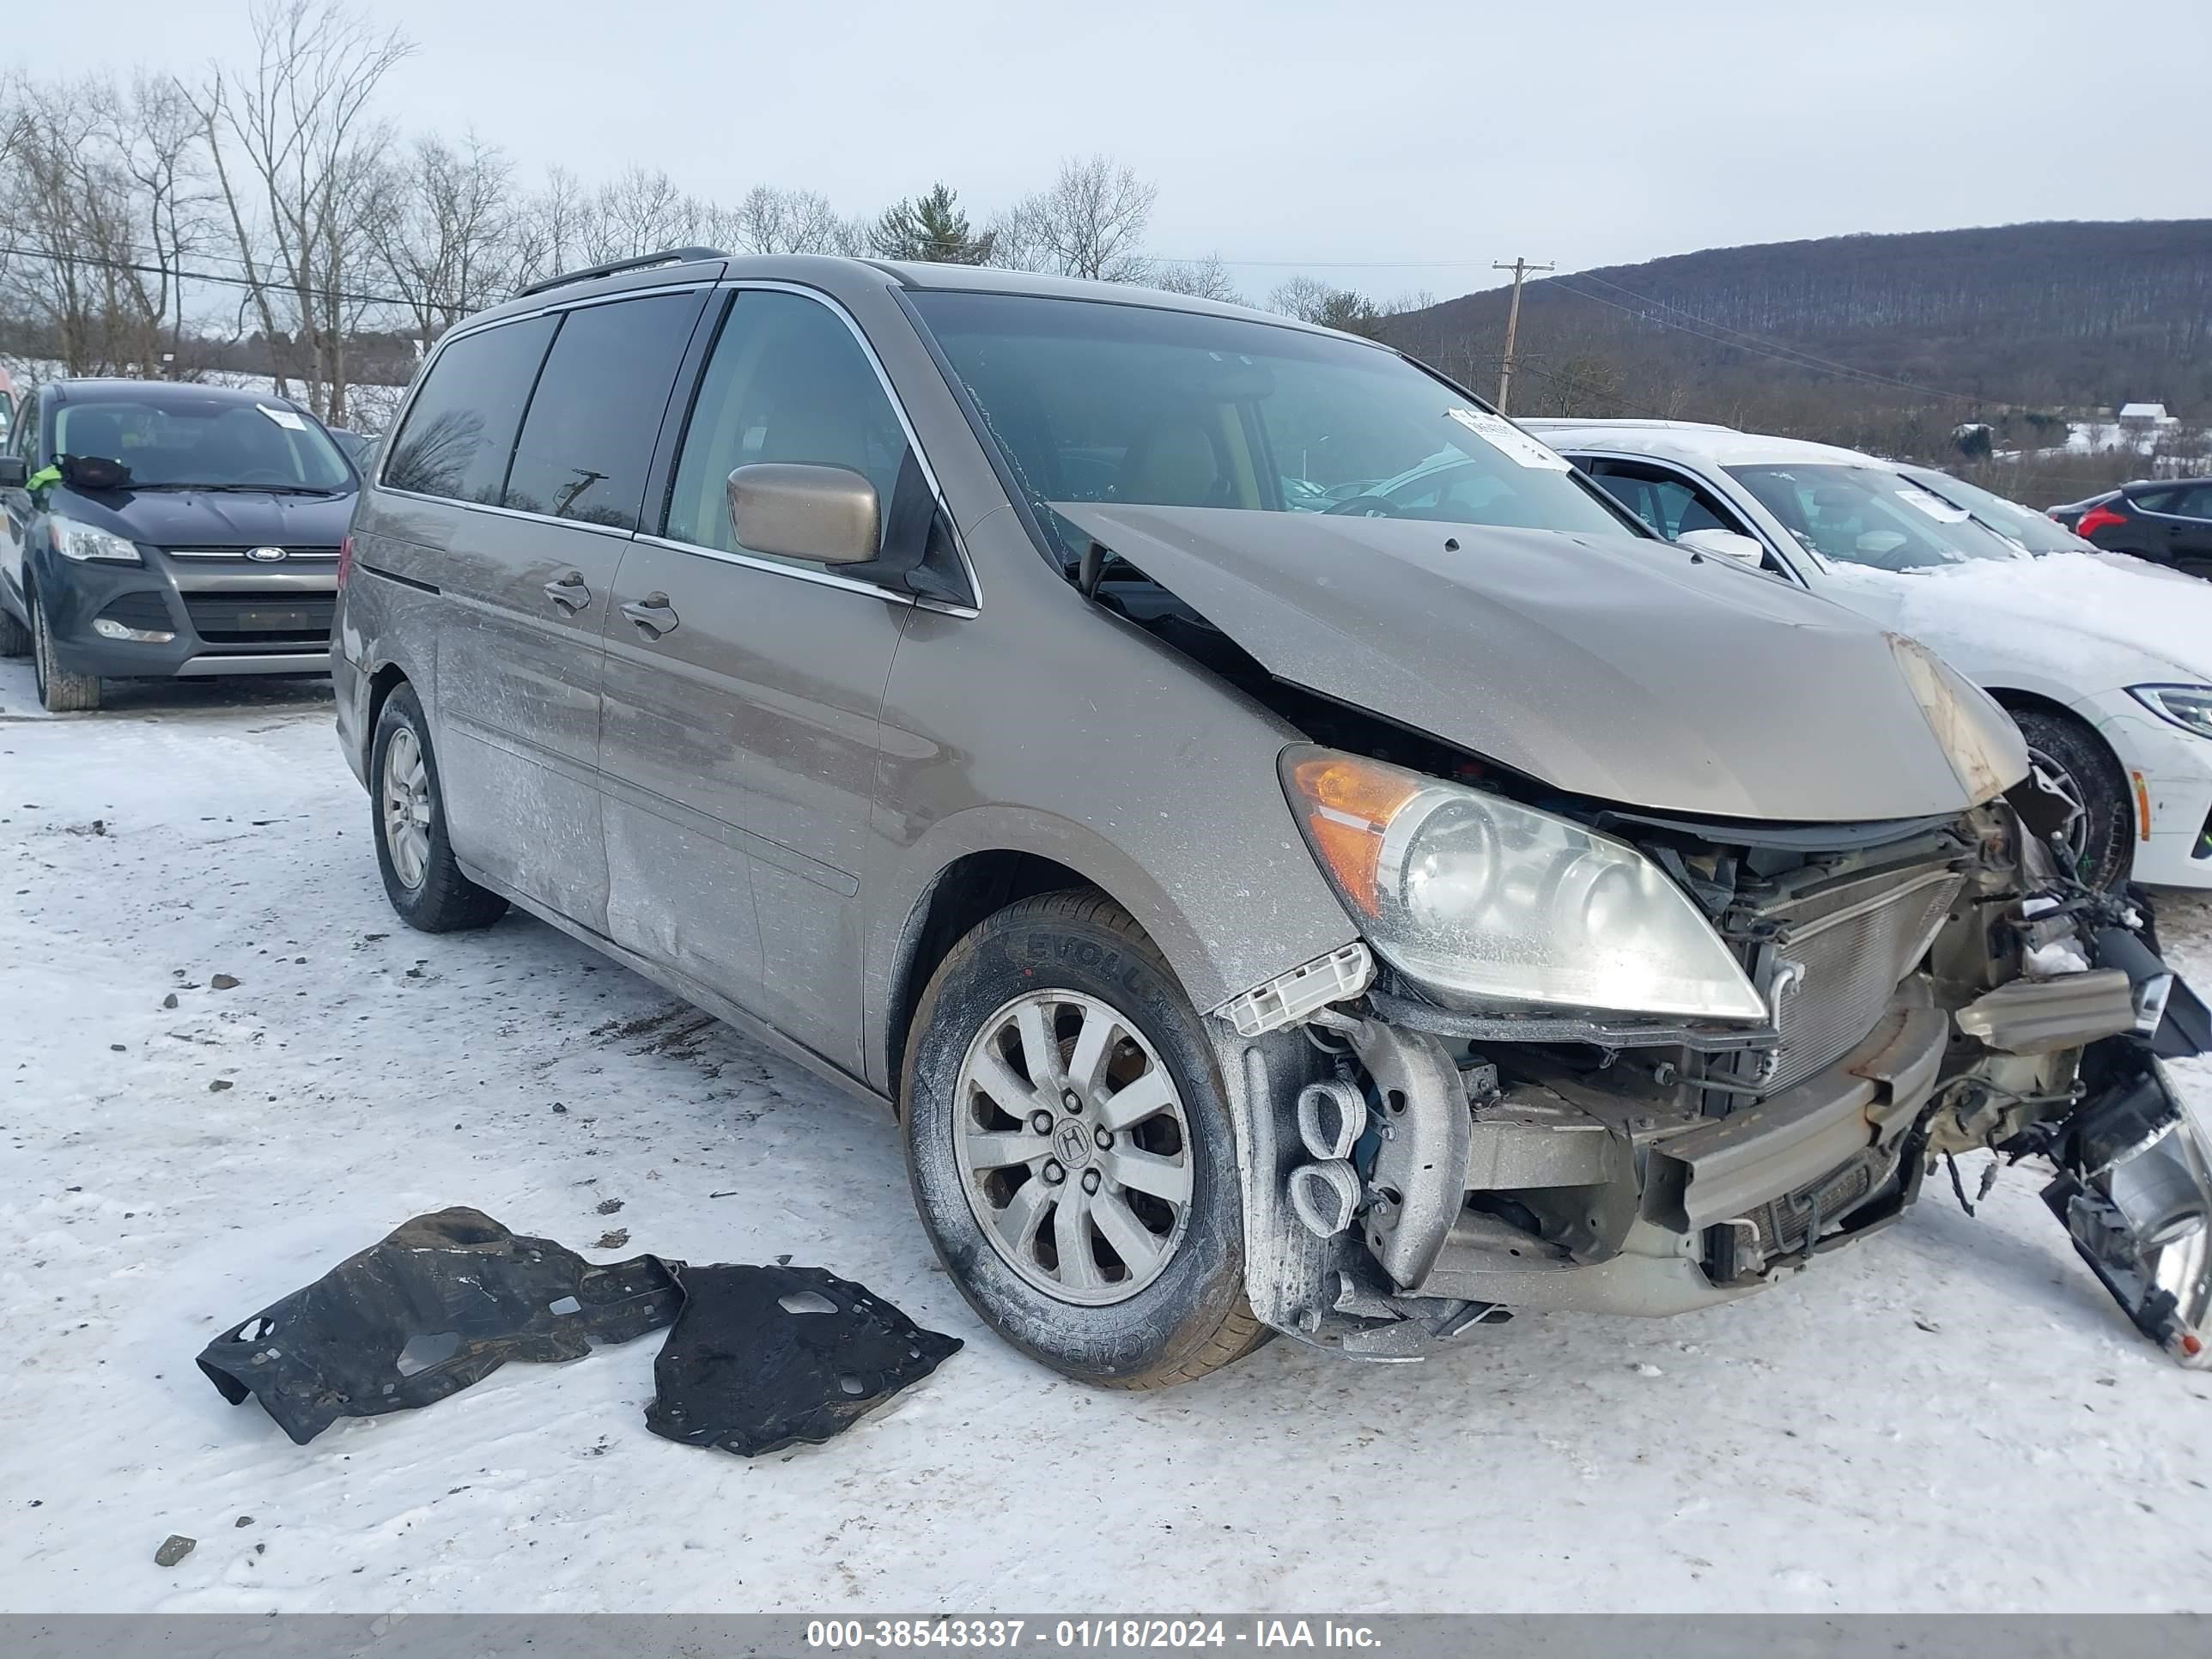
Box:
[0,242,419,310]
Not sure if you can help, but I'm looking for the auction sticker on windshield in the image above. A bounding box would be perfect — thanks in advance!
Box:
[1447,407,1572,469]
[1894,486,1972,522]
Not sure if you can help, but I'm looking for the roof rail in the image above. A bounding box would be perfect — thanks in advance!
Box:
[516,246,729,299]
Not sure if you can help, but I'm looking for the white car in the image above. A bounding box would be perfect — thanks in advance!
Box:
[1523,420,2212,891]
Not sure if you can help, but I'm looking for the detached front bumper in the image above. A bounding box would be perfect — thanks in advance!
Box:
[1224,933,2209,1365]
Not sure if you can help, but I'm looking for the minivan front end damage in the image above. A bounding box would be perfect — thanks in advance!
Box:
[1210,796,2212,1366]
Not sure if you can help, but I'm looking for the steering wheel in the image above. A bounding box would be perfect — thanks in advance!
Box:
[1324,494,1401,518]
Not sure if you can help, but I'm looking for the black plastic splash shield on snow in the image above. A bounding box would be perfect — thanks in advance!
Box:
[644,1263,963,1457]
[196,1207,684,1444]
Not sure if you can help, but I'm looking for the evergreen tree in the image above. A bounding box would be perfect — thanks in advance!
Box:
[871,184,994,264]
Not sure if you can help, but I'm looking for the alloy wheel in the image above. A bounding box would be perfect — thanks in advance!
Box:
[952,989,1194,1307]
[381,726,432,890]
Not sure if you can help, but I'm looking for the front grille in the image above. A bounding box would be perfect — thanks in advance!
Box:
[97,592,175,631]
[181,591,336,644]
[164,545,341,562]
[1758,866,1963,1091]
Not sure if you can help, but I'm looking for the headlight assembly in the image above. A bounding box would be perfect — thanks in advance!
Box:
[47,515,141,564]
[2130,684,2212,742]
[1281,745,1765,1022]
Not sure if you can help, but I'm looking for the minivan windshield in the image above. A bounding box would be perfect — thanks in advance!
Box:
[907,291,1638,558]
[51,395,353,493]
[1725,463,2024,573]
[1898,466,2096,556]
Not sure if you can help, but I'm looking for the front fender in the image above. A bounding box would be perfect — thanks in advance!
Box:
[862,800,1359,1092]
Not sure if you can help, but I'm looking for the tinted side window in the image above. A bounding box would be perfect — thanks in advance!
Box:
[383,316,556,503]
[503,294,703,531]
[2131,486,2179,513]
[1586,460,1748,537]
[2173,484,2212,520]
[665,291,910,564]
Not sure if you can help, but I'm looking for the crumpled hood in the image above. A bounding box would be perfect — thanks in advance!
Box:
[1055,504,2027,823]
[51,484,356,550]
[1820,550,2212,690]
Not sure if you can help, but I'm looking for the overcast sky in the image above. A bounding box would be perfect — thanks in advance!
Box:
[40,0,2212,303]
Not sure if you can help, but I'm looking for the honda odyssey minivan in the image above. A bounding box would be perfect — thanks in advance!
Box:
[333,251,2210,1382]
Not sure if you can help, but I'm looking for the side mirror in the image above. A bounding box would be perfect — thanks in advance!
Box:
[0,456,25,490]
[1678,527,1765,565]
[726,463,879,566]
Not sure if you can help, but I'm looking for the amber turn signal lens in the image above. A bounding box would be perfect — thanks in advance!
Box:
[1285,752,1422,916]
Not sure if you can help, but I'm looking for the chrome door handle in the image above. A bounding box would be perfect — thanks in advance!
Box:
[544,572,592,611]
[621,594,679,639]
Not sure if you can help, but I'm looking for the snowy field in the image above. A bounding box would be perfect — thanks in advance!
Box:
[3,659,2211,1616]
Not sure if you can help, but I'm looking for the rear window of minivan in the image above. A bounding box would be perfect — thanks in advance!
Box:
[383,315,556,505]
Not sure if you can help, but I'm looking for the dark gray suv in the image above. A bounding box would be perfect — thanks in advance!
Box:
[0,380,357,710]
[331,250,2210,1383]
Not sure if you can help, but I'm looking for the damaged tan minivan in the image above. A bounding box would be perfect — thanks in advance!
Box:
[331,252,2211,1384]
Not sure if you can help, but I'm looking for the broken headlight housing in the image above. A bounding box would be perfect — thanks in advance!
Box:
[2130,684,2212,743]
[1281,745,1765,1022]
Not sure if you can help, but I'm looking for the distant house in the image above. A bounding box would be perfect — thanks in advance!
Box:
[2118,401,2178,430]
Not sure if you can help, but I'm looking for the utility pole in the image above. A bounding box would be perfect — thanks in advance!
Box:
[1492,257,1554,413]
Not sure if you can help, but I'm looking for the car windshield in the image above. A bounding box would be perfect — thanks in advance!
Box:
[51,395,352,492]
[1902,468,2094,556]
[1725,463,2023,572]
[907,290,1638,560]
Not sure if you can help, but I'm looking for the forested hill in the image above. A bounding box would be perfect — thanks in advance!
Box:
[1381,220,2212,425]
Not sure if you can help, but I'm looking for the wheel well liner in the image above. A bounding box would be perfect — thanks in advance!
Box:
[365,662,410,770]
[884,850,1093,1111]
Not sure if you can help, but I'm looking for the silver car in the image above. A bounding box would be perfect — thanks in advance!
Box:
[331,252,2211,1382]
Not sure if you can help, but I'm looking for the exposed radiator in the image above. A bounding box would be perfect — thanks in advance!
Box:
[1757,866,1964,1092]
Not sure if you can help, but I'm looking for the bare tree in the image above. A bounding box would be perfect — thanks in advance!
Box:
[0,73,215,377]
[994,155,1156,283]
[1149,253,1243,304]
[374,131,514,352]
[99,75,219,375]
[190,0,415,422]
[733,185,864,256]
[579,166,709,263]
[507,164,592,289]
[0,82,110,373]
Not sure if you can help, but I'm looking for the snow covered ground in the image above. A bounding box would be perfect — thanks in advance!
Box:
[3,659,2211,1616]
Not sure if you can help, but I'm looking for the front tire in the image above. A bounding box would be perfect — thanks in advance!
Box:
[902,890,1267,1388]
[30,586,100,712]
[2015,708,2130,890]
[370,683,507,933]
